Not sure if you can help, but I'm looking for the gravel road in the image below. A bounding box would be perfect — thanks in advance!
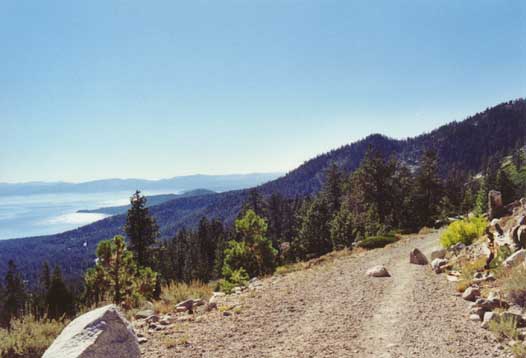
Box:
[143,232,508,358]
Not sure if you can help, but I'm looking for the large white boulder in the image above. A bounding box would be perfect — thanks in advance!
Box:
[43,304,140,358]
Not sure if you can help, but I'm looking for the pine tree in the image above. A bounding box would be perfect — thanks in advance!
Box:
[245,188,265,217]
[223,210,277,278]
[84,235,158,307]
[474,177,489,215]
[124,190,159,268]
[414,149,442,227]
[46,266,74,319]
[323,163,343,217]
[329,205,354,249]
[1,260,27,327]
[496,168,518,204]
[295,196,332,258]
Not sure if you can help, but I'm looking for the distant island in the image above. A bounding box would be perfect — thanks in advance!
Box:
[77,189,215,216]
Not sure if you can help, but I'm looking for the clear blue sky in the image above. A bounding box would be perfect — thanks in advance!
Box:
[1,0,525,183]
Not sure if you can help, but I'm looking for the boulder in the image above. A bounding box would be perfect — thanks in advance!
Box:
[431,258,448,273]
[134,309,154,319]
[503,249,526,269]
[409,248,429,265]
[430,248,447,260]
[489,190,504,220]
[366,265,391,278]
[481,311,499,329]
[462,286,481,302]
[43,305,140,358]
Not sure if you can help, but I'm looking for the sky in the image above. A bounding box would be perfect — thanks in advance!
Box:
[1,0,525,183]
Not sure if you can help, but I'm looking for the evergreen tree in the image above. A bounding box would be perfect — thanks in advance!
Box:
[323,163,343,217]
[414,149,442,227]
[245,188,265,217]
[40,261,51,292]
[294,196,332,258]
[223,210,277,278]
[474,177,489,215]
[1,260,26,328]
[496,168,518,204]
[46,266,74,320]
[329,205,354,249]
[266,193,285,250]
[461,187,475,215]
[85,235,157,307]
[124,190,159,268]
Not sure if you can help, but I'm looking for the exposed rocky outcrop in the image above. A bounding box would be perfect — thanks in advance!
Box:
[43,305,140,358]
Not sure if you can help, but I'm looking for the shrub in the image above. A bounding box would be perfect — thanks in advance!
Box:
[439,216,488,248]
[0,315,66,358]
[357,235,398,250]
[489,314,519,341]
[219,268,249,293]
[504,266,526,308]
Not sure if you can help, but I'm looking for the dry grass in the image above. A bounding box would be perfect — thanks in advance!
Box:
[0,315,67,358]
[154,280,213,314]
[503,266,526,308]
[489,315,519,342]
[418,227,434,235]
[276,248,353,276]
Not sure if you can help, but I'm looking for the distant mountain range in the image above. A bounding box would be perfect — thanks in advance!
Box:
[77,189,215,216]
[1,98,524,286]
[0,173,282,196]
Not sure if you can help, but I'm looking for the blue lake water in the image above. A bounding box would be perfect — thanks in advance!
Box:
[0,190,180,240]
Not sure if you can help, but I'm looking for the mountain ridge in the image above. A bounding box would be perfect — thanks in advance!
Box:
[0,98,524,285]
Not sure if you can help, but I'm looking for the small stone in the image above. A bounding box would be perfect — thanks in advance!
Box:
[409,248,429,265]
[431,258,448,273]
[462,286,481,302]
[366,265,391,278]
[482,312,499,329]
[135,309,155,319]
[470,314,481,322]
[138,337,148,344]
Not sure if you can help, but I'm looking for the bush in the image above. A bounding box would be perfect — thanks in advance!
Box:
[219,268,249,293]
[489,314,519,341]
[504,267,526,308]
[439,216,488,248]
[0,315,66,358]
[357,235,398,250]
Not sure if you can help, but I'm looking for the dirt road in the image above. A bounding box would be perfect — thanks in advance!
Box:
[143,232,508,358]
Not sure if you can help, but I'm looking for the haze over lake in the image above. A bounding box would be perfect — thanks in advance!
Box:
[0,190,181,240]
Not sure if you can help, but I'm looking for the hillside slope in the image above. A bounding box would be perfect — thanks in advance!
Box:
[1,98,525,285]
[140,232,505,358]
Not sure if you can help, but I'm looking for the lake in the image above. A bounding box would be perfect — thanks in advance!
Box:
[0,190,180,240]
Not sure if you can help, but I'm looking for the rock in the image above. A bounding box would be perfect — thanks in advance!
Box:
[409,248,428,265]
[366,265,391,278]
[462,286,481,302]
[175,298,205,313]
[489,190,504,220]
[430,248,447,260]
[159,315,173,325]
[475,296,509,310]
[469,314,481,322]
[431,258,448,273]
[503,249,526,269]
[517,215,526,226]
[450,242,466,252]
[145,315,159,324]
[176,306,188,313]
[233,286,243,294]
[473,272,496,284]
[138,337,148,345]
[43,305,140,358]
[518,226,526,247]
[481,311,499,329]
[134,309,154,319]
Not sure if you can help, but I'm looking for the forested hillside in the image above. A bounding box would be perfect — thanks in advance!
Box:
[0,98,524,286]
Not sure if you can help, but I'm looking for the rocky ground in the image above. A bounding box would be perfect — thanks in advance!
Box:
[139,232,509,358]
